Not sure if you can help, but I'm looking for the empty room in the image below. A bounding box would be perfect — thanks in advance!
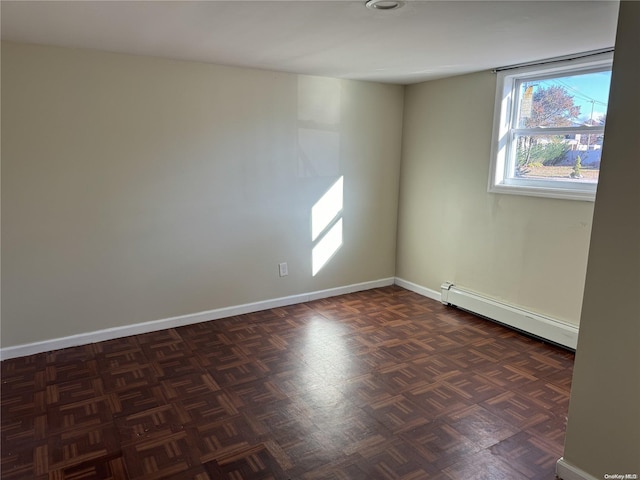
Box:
[1,1,638,479]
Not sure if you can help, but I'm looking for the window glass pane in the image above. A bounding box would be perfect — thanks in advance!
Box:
[512,133,602,183]
[517,70,611,129]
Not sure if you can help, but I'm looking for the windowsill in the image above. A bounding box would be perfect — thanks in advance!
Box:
[489,182,596,201]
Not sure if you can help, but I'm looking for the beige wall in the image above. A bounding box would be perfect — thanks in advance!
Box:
[396,70,595,325]
[562,1,640,476]
[1,42,404,347]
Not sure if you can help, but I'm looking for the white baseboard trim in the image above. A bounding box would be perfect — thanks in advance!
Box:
[393,277,441,302]
[556,457,599,480]
[0,277,395,360]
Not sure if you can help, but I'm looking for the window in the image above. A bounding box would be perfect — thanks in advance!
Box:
[489,52,613,201]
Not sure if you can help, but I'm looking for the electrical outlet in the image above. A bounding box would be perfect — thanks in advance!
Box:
[278,262,288,277]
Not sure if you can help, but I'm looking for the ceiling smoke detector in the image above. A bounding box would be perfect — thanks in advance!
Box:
[365,0,405,11]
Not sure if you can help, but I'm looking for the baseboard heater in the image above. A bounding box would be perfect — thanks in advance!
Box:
[440,282,578,350]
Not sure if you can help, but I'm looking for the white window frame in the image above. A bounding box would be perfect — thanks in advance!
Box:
[488,52,613,202]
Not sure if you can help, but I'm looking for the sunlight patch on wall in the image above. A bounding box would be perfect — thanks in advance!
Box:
[312,218,343,276]
[311,176,343,241]
[312,176,344,276]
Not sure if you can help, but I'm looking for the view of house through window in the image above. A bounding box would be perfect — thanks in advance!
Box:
[514,69,611,183]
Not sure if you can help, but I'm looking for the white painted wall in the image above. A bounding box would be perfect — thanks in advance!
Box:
[1,42,404,347]
[396,70,595,326]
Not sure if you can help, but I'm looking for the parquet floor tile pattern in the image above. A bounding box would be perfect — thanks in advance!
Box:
[1,286,574,479]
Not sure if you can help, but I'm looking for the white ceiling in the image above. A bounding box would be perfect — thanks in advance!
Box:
[1,1,619,85]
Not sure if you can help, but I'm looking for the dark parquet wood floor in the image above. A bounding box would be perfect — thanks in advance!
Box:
[1,286,574,479]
